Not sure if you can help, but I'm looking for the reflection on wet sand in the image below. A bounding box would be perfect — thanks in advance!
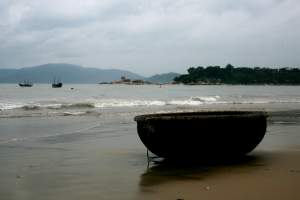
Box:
[140,152,271,187]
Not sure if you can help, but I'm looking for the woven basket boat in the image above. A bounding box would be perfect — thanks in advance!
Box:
[134,111,267,160]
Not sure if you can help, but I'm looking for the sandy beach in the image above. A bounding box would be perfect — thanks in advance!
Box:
[0,103,299,200]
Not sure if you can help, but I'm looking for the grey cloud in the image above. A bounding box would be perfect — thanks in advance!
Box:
[0,0,299,75]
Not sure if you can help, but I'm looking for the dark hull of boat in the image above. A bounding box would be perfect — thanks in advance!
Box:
[52,83,63,88]
[19,84,33,87]
[134,111,267,159]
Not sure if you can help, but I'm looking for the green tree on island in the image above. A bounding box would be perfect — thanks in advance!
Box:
[174,64,300,85]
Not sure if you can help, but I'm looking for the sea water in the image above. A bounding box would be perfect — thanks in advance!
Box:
[1,84,300,117]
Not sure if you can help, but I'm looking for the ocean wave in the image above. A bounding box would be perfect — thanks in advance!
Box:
[54,103,95,109]
[167,100,203,106]
[232,100,300,104]
[94,100,166,108]
[18,103,95,110]
[0,137,26,144]
[2,97,300,112]
[190,96,220,102]
[22,105,41,110]
[272,121,298,125]
[0,103,24,110]
[61,111,90,116]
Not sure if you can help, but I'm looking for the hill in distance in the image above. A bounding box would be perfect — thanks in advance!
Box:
[0,63,145,83]
[146,72,181,84]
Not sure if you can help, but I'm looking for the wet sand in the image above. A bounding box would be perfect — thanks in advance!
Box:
[0,104,300,200]
[139,151,300,200]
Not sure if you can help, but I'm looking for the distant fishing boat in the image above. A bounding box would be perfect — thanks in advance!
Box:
[19,80,33,87]
[52,77,63,88]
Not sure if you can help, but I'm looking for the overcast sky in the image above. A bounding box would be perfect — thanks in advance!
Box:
[0,0,299,75]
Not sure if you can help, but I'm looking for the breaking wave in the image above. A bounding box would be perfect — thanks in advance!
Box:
[53,103,95,109]
[190,96,220,102]
[0,103,24,110]
[1,95,300,112]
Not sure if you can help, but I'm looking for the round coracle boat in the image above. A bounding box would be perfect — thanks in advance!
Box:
[134,111,267,159]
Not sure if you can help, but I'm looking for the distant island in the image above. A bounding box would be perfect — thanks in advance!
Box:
[0,63,178,84]
[101,73,181,85]
[99,76,153,85]
[174,64,300,85]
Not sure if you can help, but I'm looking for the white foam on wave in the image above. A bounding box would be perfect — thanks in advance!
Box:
[2,96,300,112]
[93,96,223,107]
[62,111,87,116]
[0,103,24,110]
[0,137,25,144]
[190,96,220,102]
[272,121,297,125]
[167,100,203,106]
[234,100,300,104]
[94,100,166,108]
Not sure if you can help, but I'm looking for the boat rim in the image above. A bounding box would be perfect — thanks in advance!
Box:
[134,110,268,121]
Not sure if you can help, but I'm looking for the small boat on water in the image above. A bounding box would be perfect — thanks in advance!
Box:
[19,81,33,87]
[134,111,267,160]
[52,78,63,88]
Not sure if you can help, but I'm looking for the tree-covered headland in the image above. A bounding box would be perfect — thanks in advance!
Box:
[174,64,300,85]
